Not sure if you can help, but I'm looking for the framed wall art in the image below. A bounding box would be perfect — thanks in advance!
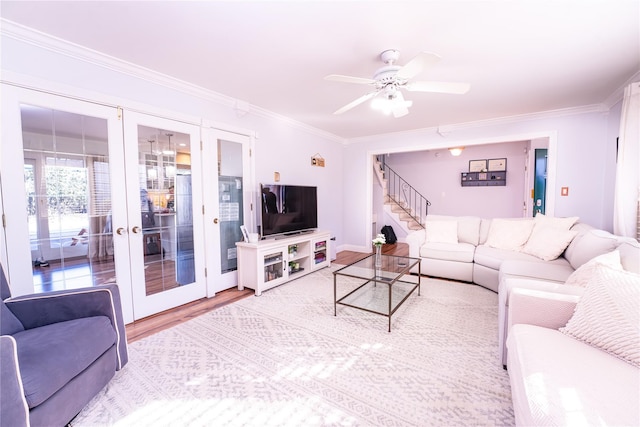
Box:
[488,158,507,171]
[469,159,487,172]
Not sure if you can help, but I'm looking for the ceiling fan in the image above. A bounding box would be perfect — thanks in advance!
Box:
[325,49,470,118]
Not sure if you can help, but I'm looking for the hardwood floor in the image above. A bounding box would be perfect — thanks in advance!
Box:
[125,243,409,343]
[125,286,253,342]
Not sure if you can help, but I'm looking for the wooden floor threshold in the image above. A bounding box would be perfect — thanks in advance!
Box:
[125,287,253,343]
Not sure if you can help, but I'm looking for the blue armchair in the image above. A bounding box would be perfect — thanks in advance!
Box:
[1,264,128,427]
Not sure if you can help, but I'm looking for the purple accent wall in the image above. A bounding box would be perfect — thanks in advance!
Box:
[385,141,529,219]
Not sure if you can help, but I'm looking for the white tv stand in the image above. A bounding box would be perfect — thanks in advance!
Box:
[236,230,331,296]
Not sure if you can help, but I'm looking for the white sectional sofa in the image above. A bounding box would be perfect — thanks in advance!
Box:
[506,269,640,426]
[406,215,635,292]
[498,232,640,366]
[406,214,639,363]
[408,214,640,424]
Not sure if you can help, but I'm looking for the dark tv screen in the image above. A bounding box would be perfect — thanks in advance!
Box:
[260,184,317,237]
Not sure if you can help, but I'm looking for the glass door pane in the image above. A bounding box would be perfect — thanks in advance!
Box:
[20,105,116,292]
[136,126,196,295]
[218,139,245,274]
[123,112,205,320]
[202,128,253,295]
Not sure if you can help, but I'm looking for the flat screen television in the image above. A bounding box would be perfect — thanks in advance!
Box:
[259,183,318,238]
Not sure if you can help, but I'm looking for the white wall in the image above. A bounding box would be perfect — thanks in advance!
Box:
[342,108,618,252]
[385,140,529,218]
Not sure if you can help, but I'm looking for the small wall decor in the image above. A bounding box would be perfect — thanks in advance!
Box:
[488,158,507,171]
[311,153,325,167]
[469,159,487,172]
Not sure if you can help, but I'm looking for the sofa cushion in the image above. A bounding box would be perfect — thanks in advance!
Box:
[563,229,620,270]
[419,242,475,263]
[425,220,458,244]
[484,218,534,251]
[424,215,481,245]
[533,213,579,230]
[521,226,578,261]
[13,316,116,408]
[564,250,623,287]
[474,245,560,270]
[560,264,640,367]
[1,302,24,335]
[507,324,640,427]
[456,216,481,246]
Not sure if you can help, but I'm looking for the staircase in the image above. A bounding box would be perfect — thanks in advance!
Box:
[374,156,430,234]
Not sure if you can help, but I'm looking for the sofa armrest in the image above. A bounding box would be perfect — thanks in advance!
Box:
[1,336,29,427]
[508,288,580,332]
[405,229,426,259]
[5,284,128,369]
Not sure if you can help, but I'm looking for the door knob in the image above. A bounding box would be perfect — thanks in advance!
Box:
[132,226,141,234]
[213,218,219,224]
[116,227,126,235]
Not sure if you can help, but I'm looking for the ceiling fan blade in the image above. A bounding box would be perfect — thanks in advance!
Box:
[405,81,471,94]
[396,52,441,80]
[393,106,410,118]
[325,74,376,85]
[333,91,379,115]
[392,91,412,118]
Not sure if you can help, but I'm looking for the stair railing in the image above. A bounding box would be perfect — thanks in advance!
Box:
[376,155,430,229]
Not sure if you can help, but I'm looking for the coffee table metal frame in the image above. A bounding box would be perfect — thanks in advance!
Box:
[333,253,421,332]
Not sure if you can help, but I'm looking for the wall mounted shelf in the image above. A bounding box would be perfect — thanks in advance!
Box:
[461,171,507,187]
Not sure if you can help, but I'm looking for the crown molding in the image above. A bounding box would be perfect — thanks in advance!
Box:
[602,70,640,108]
[0,19,235,108]
[346,103,609,145]
[0,19,346,144]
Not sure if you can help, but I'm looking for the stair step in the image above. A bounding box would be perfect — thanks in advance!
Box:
[398,212,416,221]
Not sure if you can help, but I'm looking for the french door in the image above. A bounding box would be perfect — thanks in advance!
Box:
[1,85,133,320]
[201,127,253,294]
[1,85,207,322]
[122,111,205,319]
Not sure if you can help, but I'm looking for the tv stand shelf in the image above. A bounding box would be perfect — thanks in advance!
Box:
[236,230,331,296]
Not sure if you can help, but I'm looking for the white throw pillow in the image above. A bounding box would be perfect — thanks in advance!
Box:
[565,250,623,287]
[534,213,580,230]
[425,220,458,244]
[521,225,578,261]
[484,219,534,251]
[560,263,640,368]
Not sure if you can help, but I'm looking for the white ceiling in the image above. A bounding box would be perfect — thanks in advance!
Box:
[2,1,639,140]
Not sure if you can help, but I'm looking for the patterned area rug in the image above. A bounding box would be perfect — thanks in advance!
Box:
[72,266,514,426]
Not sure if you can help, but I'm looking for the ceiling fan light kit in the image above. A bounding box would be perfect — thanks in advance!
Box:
[449,147,465,156]
[325,49,470,117]
[371,93,412,118]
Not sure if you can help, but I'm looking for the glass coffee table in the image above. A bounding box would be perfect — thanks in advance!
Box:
[333,254,421,332]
